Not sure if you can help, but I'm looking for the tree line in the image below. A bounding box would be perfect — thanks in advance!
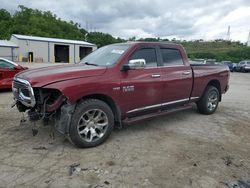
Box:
[0,5,125,47]
[0,5,249,62]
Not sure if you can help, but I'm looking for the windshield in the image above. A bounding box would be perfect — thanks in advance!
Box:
[80,44,129,66]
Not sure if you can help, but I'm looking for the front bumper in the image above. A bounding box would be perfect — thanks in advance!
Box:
[244,67,250,71]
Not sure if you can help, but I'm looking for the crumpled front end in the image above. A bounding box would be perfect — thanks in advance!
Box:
[12,76,75,134]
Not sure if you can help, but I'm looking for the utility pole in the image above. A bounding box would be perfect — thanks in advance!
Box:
[226,26,231,41]
[85,21,89,32]
[85,33,88,41]
[247,30,250,47]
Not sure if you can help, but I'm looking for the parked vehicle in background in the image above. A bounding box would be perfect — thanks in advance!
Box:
[231,63,237,72]
[205,59,218,65]
[236,60,250,72]
[12,42,230,148]
[192,59,206,64]
[0,58,28,89]
[190,59,221,65]
[221,61,236,72]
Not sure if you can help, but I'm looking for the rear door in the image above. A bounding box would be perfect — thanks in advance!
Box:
[120,46,163,117]
[159,47,193,108]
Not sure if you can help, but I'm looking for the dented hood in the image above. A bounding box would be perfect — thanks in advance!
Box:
[16,64,107,87]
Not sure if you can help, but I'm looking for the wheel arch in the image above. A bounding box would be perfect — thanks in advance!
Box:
[78,94,122,127]
[205,79,222,101]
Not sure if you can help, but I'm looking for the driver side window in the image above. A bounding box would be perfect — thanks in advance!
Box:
[129,48,157,67]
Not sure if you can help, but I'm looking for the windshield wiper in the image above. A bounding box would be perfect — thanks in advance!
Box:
[84,62,98,66]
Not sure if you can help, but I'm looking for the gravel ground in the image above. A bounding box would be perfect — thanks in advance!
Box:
[0,71,249,188]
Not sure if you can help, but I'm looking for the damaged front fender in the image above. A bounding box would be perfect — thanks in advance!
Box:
[46,95,66,112]
[55,102,76,135]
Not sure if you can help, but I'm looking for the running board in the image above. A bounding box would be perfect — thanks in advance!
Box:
[122,104,193,125]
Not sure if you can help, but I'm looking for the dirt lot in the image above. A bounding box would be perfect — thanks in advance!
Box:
[0,70,249,188]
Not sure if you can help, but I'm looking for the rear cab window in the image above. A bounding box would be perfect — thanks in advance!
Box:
[160,48,184,66]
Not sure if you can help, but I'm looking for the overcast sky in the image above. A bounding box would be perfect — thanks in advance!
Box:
[2,0,250,42]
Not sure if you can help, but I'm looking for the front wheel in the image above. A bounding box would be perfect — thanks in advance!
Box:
[69,99,114,148]
[197,86,220,115]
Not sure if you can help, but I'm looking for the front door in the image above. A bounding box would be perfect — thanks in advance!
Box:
[120,46,163,117]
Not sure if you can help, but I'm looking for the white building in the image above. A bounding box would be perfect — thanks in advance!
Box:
[1,34,97,63]
[0,40,19,61]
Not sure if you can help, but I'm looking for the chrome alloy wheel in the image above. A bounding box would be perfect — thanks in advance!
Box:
[207,90,218,111]
[77,109,109,142]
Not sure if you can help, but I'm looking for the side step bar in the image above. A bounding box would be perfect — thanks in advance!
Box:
[122,104,193,125]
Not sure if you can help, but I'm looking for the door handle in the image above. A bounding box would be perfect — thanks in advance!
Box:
[182,71,191,75]
[151,74,161,78]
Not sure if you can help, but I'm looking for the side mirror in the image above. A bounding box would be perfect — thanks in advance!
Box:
[14,66,22,70]
[122,59,146,71]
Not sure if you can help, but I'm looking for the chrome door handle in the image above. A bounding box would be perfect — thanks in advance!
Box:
[151,74,161,78]
[182,71,191,75]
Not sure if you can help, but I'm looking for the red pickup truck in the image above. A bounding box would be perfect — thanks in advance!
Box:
[12,42,230,148]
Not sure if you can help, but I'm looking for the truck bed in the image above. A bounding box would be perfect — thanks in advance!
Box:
[191,64,230,99]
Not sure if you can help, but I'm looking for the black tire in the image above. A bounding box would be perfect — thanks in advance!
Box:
[241,68,246,73]
[197,86,220,115]
[69,99,114,148]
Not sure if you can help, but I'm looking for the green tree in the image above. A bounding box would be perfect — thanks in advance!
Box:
[87,32,125,47]
[8,5,86,40]
[0,9,13,39]
[0,5,249,63]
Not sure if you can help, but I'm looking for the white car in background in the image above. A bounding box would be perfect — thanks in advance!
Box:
[236,60,250,72]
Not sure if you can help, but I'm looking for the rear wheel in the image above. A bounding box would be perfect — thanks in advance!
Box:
[69,99,114,148]
[197,86,219,115]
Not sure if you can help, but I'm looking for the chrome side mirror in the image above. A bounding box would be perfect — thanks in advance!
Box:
[123,59,146,71]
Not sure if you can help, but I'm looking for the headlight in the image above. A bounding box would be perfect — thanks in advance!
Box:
[12,77,36,107]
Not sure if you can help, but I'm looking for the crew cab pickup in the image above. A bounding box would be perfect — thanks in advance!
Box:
[12,42,230,148]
